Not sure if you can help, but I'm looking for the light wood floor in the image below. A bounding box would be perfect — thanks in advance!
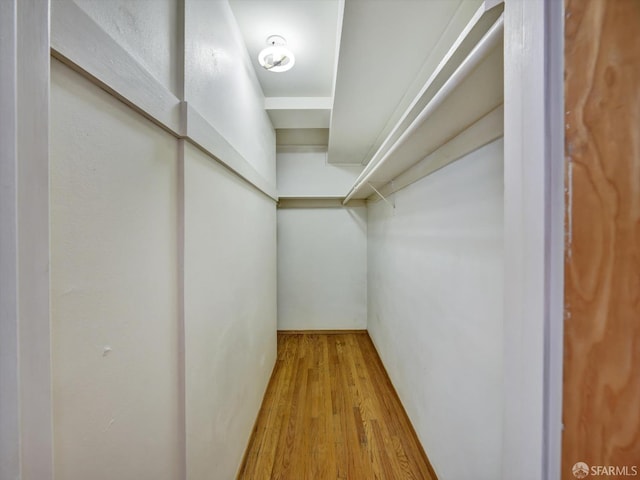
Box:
[238,332,436,479]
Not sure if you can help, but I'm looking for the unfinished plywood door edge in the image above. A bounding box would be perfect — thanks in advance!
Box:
[50,0,278,204]
[183,103,278,201]
[366,104,504,204]
[277,197,366,209]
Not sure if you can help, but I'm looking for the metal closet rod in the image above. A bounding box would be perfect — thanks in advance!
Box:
[342,13,505,205]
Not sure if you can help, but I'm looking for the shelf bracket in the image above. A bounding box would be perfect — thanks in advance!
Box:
[368,182,395,210]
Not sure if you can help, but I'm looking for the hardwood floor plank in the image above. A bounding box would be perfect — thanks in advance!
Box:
[318,335,336,478]
[238,332,436,479]
[270,340,303,479]
[256,337,298,478]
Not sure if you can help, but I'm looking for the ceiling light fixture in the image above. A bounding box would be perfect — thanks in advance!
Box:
[258,35,295,73]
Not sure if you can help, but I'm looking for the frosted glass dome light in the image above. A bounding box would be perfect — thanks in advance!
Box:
[258,35,295,73]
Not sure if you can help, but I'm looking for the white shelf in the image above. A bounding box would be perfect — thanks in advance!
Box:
[343,1,504,204]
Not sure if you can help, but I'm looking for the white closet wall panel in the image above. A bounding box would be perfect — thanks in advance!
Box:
[367,138,504,480]
[277,207,367,330]
[50,59,181,480]
[277,150,363,197]
[184,0,275,187]
[183,143,277,479]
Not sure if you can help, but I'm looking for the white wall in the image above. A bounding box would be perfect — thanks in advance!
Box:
[72,0,181,95]
[277,149,363,197]
[51,59,181,480]
[367,139,504,479]
[49,0,279,475]
[276,148,367,331]
[277,206,367,330]
[184,143,277,479]
[185,0,275,186]
[180,7,277,475]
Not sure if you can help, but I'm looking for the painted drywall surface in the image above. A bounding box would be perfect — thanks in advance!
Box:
[184,0,276,186]
[183,142,277,479]
[277,207,367,330]
[367,139,504,479]
[50,59,180,480]
[276,149,363,197]
[71,0,180,95]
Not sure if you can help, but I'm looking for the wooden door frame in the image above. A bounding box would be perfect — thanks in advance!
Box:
[503,0,564,479]
[0,0,53,478]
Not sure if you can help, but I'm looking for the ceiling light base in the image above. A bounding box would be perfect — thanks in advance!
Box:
[266,35,286,47]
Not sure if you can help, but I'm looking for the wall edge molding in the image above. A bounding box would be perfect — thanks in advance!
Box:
[278,197,365,209]
[51,0,278,203]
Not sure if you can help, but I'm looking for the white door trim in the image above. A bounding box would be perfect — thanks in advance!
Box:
[542,1,565,478]
[0,0,21,474]
[0,1,53,478]
[502,0,564,479]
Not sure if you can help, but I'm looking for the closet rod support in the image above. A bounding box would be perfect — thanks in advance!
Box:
[368,183,395,209]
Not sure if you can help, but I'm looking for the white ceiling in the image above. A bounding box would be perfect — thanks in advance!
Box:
[229,0,340,97]
[229,0,483,161]
[229,0,341,130]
